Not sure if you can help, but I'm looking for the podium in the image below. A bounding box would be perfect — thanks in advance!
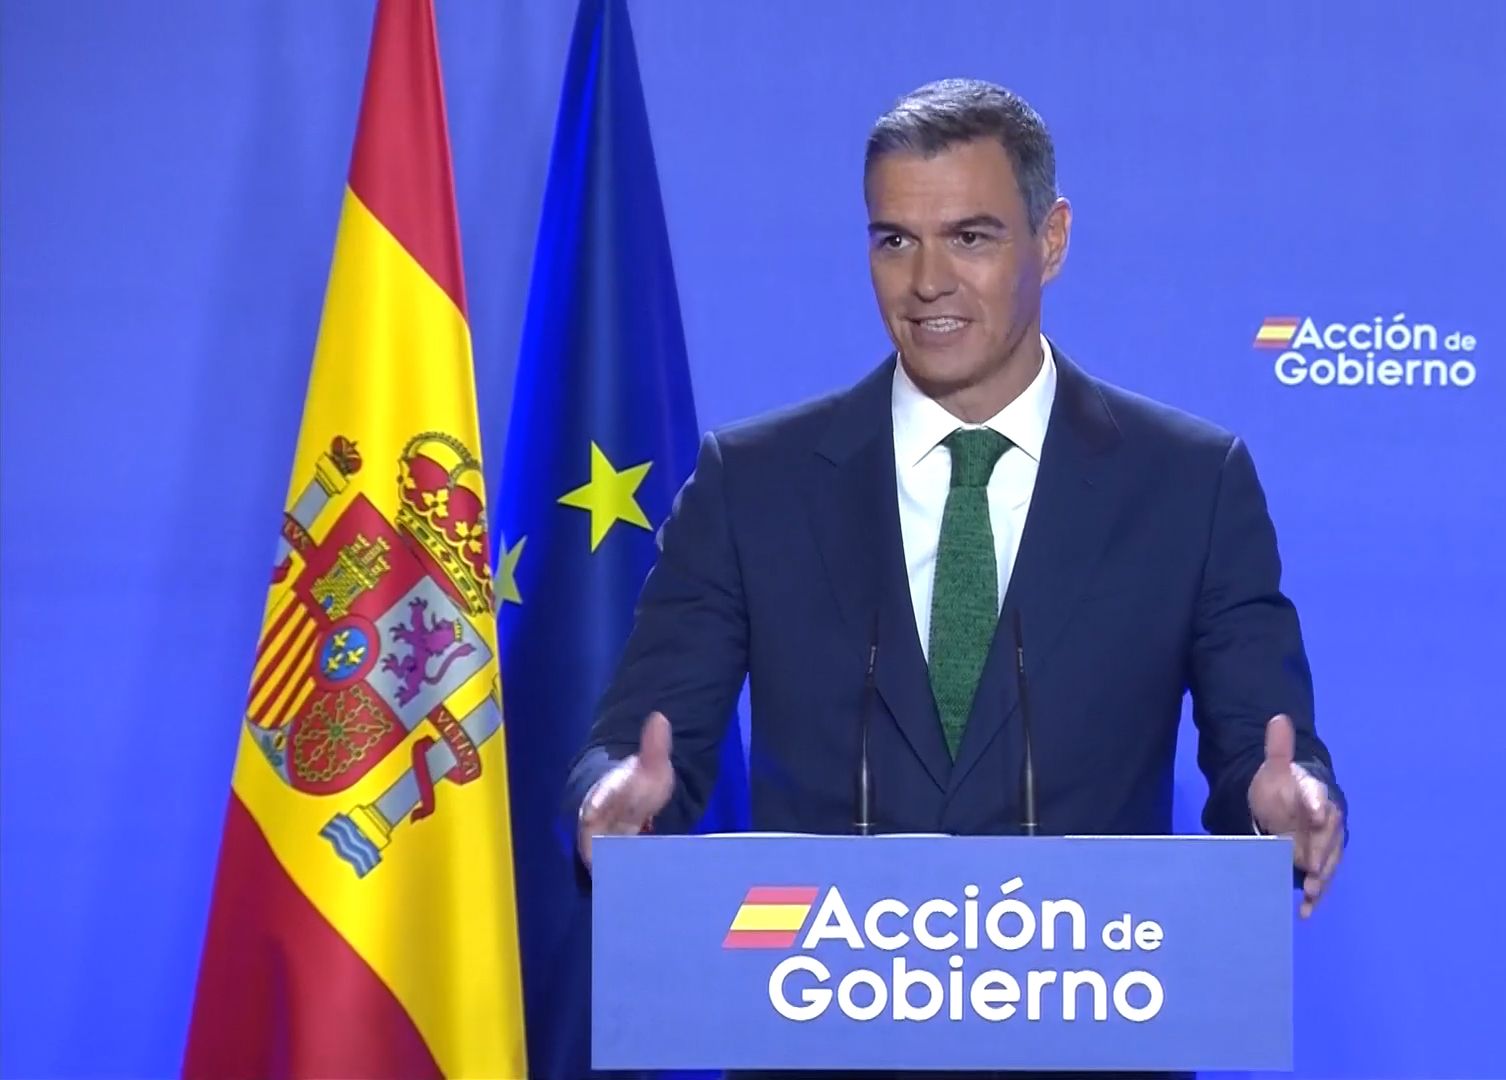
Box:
[592,833,1293,1073]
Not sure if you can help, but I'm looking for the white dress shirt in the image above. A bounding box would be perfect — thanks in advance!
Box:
[893,334,1058,661]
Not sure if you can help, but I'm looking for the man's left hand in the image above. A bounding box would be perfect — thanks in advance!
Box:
[1248,713,1344,918]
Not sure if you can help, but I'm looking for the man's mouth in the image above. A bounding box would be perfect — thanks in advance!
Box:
[911,316,969,334]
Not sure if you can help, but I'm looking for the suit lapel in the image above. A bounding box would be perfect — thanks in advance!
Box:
[807,357,952,792]
[946,347,1125,801]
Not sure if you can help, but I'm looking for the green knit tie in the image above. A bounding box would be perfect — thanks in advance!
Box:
[928,428,1011,758]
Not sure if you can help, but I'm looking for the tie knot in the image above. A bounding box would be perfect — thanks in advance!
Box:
[943,428,1012,488]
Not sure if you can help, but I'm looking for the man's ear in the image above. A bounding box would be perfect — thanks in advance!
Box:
[1040,197,1072,285]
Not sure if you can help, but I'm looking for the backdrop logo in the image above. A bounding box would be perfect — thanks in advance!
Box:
[1253,314,1478,387]
[724,886,820,949]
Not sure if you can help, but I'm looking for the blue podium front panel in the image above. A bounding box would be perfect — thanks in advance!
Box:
[593,834,1292,1072]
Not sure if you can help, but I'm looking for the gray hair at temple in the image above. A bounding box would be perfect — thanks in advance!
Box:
[865,79,1058,234]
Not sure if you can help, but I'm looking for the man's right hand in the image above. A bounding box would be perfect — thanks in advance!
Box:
[577,711,676,870]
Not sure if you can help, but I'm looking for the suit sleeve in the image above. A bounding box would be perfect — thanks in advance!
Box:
[1189,436,1347,837]
[561,431,749,834]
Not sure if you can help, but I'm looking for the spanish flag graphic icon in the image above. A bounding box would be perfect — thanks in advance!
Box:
[723,886,821,949]
[1253,316,1301,349]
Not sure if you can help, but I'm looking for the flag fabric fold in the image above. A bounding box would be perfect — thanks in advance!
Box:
[183,2,527,1076]
[494,0,751,1076]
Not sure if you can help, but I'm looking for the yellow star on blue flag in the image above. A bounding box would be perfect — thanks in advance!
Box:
[496,536,526,605]
[557,442,652,550]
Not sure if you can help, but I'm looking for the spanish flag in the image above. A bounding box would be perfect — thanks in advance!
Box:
[182,2,526,1077]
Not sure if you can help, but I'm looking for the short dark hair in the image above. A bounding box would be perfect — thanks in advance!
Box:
[865,79,1058,233]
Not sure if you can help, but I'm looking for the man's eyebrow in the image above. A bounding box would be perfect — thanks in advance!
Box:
[866,215,1009,236]
[946,214,1007,231]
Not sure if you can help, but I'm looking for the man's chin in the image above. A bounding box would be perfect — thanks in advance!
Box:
[899,351,985,394]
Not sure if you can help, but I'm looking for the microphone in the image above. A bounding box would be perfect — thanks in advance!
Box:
[1011,609,1038,836]
[855,611,878,836]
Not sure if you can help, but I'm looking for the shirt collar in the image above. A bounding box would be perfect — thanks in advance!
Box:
[892,333,1058,468]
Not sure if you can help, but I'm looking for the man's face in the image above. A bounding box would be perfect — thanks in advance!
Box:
[866,138,1068,400]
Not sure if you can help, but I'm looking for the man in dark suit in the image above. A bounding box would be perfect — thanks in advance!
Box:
[564,78,1346,1078]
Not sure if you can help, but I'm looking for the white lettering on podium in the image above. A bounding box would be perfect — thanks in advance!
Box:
[948,956,965,1020]
[800,882,1100,956]
[1027,969,1057,1020]
[983,877,1036,951]
[1062,971,1108,1021]
[914,899,959,951]
[1135,920,1163,951]
[1041,899,1087,950]
[969,970,1020,1021]
[837,968,888,1020]
[802,888,863,948]
[769,958,1166,1023]
[892,959,945,1021]
[1115,971,1164,1022]
[764,878,1169,1024]
[863,897,909,951]
[768,955,830,1021]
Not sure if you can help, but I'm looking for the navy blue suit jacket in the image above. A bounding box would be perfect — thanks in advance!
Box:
[566,344,1342,849]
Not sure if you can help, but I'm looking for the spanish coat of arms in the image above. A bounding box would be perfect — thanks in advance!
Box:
[246,432,499,876]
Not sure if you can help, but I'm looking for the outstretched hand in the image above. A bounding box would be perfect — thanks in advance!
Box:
[577,712,676,870]
[1248,713,1344,917]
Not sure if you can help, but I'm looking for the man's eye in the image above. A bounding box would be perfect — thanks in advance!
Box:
[882,235,907,250]
[957,231,982,246]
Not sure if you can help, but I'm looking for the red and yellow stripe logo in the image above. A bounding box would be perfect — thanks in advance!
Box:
[723,886,820,949]
[1253,316,1300,349]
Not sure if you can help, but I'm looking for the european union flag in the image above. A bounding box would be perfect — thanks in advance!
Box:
[493,0,750,1077]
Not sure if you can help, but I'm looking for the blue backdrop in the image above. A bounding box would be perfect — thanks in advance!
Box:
[2,1,1502,1077]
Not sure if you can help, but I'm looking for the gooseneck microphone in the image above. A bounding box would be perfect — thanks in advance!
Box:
[1012,609,1038,836]
[855,611,878,836]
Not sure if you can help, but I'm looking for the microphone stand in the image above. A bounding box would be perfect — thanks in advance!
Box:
[1012,609,1038,836]
[855,612,878,835]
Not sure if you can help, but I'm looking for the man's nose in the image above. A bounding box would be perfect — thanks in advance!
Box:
[910,244,958,303]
